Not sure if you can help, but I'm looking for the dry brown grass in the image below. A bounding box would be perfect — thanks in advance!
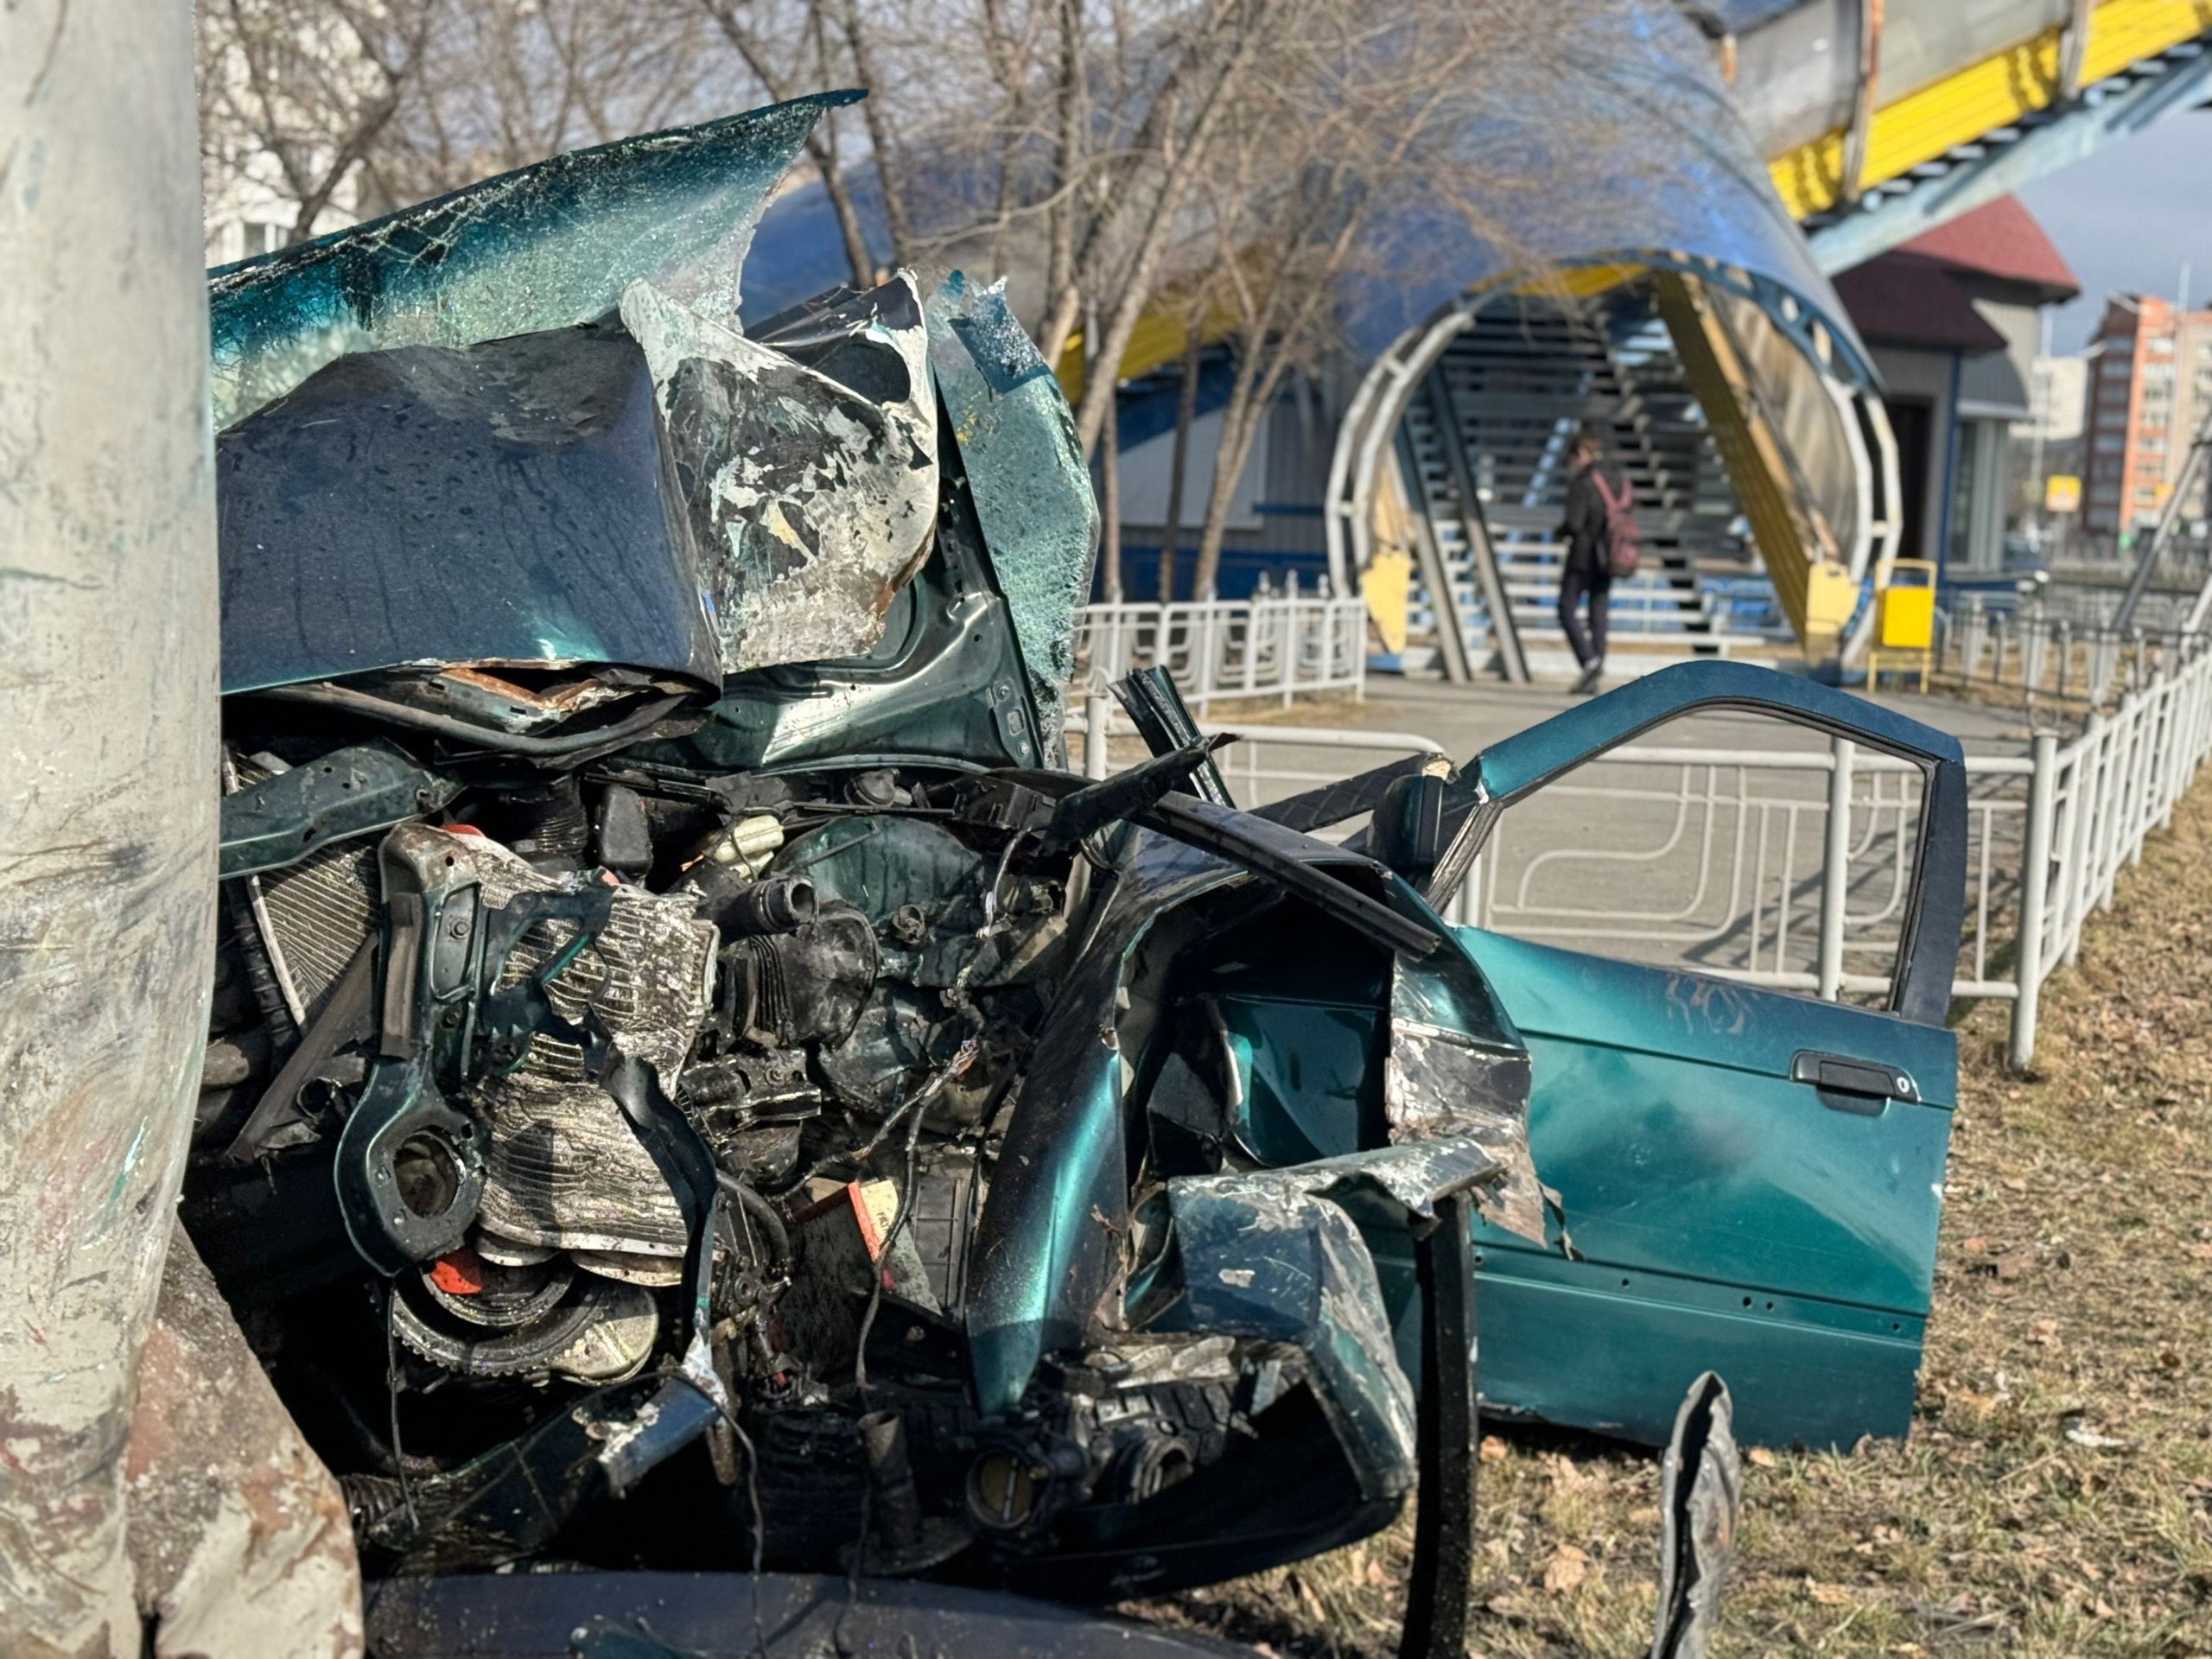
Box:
[1135,771,2212,1656]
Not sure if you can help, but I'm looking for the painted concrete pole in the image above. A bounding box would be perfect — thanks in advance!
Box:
[0,2,221,1651]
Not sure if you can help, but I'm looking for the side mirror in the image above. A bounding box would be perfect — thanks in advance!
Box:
[1371,769,1446,887]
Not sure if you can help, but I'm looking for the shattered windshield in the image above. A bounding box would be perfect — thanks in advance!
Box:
[925,273,1098,736]
[207,94,851,432]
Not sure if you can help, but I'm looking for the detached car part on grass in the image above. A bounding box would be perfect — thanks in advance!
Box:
[182,96,1956,1652]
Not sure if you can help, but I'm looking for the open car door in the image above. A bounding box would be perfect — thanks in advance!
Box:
[1433,664,1966,1450]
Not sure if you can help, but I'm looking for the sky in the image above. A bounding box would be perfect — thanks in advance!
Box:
[2016,105,2212,353]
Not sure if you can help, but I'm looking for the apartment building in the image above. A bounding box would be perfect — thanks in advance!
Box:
[2082,295,2212,537]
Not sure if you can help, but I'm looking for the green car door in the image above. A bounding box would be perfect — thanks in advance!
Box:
[1423,664,1967,1450]
[1457,931,1955,1448]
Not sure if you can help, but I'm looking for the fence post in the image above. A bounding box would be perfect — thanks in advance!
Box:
[2048,739,2082,972]
[1350,600,1368,702]
[2010,733,2058,1071]
[2106,697,2136,904]
[1817,736,1854,1001]
[1084,691,1110,781]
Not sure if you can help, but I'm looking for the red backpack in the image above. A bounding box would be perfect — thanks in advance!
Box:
[1589,467,1641,580]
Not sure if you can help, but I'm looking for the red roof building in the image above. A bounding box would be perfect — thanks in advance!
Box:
[1832,196,2081,575]
[1891,195,2082,303]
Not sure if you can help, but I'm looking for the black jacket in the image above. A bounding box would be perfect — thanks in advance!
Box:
[1560,459,1628,577]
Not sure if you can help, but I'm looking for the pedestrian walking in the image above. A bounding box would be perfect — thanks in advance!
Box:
[1555,425,1639,694]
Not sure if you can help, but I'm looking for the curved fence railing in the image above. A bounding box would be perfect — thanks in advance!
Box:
[1074,591,1369,713]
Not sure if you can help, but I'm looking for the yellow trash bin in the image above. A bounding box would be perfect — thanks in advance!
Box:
[1870,560,1936,690]
[1876,561,1936,651]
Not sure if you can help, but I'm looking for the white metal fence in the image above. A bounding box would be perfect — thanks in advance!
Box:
[1071,634,2212,1066]
[1074,586,1368,712]
[1941,595,2196,706]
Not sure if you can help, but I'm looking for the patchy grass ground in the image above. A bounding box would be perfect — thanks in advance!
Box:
[1136,772,2212,1656]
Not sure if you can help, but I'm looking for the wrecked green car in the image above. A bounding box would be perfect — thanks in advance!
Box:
[183,97,1965,1624]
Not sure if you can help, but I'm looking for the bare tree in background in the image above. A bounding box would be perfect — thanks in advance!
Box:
[1185,0,1530,597]
[199,0,440,243]
[374,0,732,208]
[1182,0,1564,598]
[1038,0,1281,459]
[200,0,748,243]
[695,0,904,287]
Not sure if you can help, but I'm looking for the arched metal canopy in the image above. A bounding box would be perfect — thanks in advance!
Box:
[1324,0,1887,599]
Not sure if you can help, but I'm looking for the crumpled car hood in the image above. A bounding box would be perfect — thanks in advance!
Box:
[209,97,1098,764]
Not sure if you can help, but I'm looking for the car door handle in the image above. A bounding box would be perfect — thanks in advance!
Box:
[1790,1051,1918,1113]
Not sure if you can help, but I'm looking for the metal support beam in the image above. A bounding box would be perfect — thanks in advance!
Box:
[1809,42,2212,274]
[1817,737,1855,1001]
[1838,0,1885,207]
[2058,0,2096,104]
[2011,733,2059,1071]
[1396,428,1474,683]
[1651,271,1818,649]
[1424,368,1529,683]
[2115,404,2212,632]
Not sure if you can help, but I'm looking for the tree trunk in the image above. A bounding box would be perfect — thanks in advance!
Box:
[838,0,912,266]
[0,1,226,1649]
[1039,0,1084,356]
[1068,0,1270,459]
[809,130,879,289]
[1192,342,1269,600]
[1036,281,1082,376]
[1091,307,1122,601]
[705,4,876,288]
[1159,321,1205,603]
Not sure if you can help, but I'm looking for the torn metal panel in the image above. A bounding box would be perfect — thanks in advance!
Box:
[925,274,1100,747]
[964,832,1248,1417]
[207,94,853,432]
[621,276,938,675]
[1157,1171,1419,1505]
[1650,1373,1741,1659]
[1386,957,1548,1245]
[1383,1022,1545,1244]
[219,744,461,879]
